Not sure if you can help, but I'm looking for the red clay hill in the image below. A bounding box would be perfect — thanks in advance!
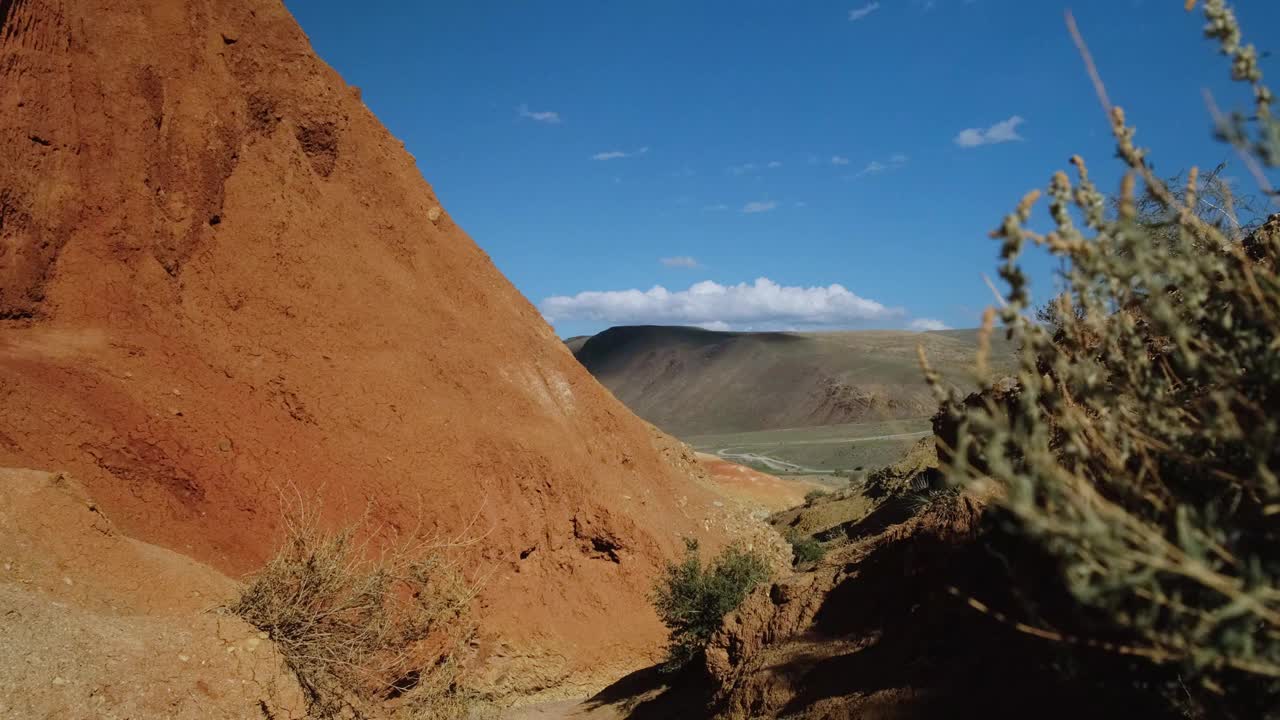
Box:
[0,0,761,695]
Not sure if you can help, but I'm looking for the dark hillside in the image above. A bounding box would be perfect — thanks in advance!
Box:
[570,325,1011,436]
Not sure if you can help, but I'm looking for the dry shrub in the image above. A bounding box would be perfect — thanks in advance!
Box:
[803,488,832,506]
[231,504,484,719]
[925,2,1279,717]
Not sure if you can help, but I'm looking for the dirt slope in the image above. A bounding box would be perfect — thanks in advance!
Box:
[0,468,307,719]
[571,326,1014,436]
[502,431,1169,719]
[695,453,826,513]
[0,0,745,694]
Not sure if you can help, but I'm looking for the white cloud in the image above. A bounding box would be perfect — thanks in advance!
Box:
[540,277,902,328]
[849,2,881,21]
[855,153,909,177]
[954,116,1025,148]
[660,256,700,268]
[742,200,778,213]
[698,321,732,331]
[831,155,850,165]
[909,318,951,331]
[518,104,561,124]
[732,160,785,174]
[592,146,650,161]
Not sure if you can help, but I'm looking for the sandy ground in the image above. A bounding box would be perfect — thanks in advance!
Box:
[0,468,306,718]
[501,699,620,719]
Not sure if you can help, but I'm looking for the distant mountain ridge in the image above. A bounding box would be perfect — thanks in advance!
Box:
[569,325,1012,436]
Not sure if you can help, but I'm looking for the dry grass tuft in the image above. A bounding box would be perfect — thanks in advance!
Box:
[231,502,485,719]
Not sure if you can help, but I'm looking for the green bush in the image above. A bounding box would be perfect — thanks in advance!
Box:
[652,538,771,671]
[789,534,826,566]
[926,2,1279,715]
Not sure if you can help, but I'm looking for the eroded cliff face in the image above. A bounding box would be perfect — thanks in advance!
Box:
[0,0,746,692]
[704,494,987,719]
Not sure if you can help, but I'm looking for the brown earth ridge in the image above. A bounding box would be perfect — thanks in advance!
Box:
[0,0,762,696]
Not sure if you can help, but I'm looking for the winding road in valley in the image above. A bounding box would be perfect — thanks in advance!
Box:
[712,430,932,475]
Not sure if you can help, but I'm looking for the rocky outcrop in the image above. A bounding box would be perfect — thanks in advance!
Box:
[704,497,985,719]
[930,376,1021,471]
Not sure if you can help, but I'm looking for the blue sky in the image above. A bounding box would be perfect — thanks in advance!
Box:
[285,0,1279,338]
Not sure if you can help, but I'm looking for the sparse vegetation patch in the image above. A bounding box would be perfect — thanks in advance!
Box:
[231,507,480,719]
[652,539,771,671]
[788,534,827,566]
[803,488,831,506]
